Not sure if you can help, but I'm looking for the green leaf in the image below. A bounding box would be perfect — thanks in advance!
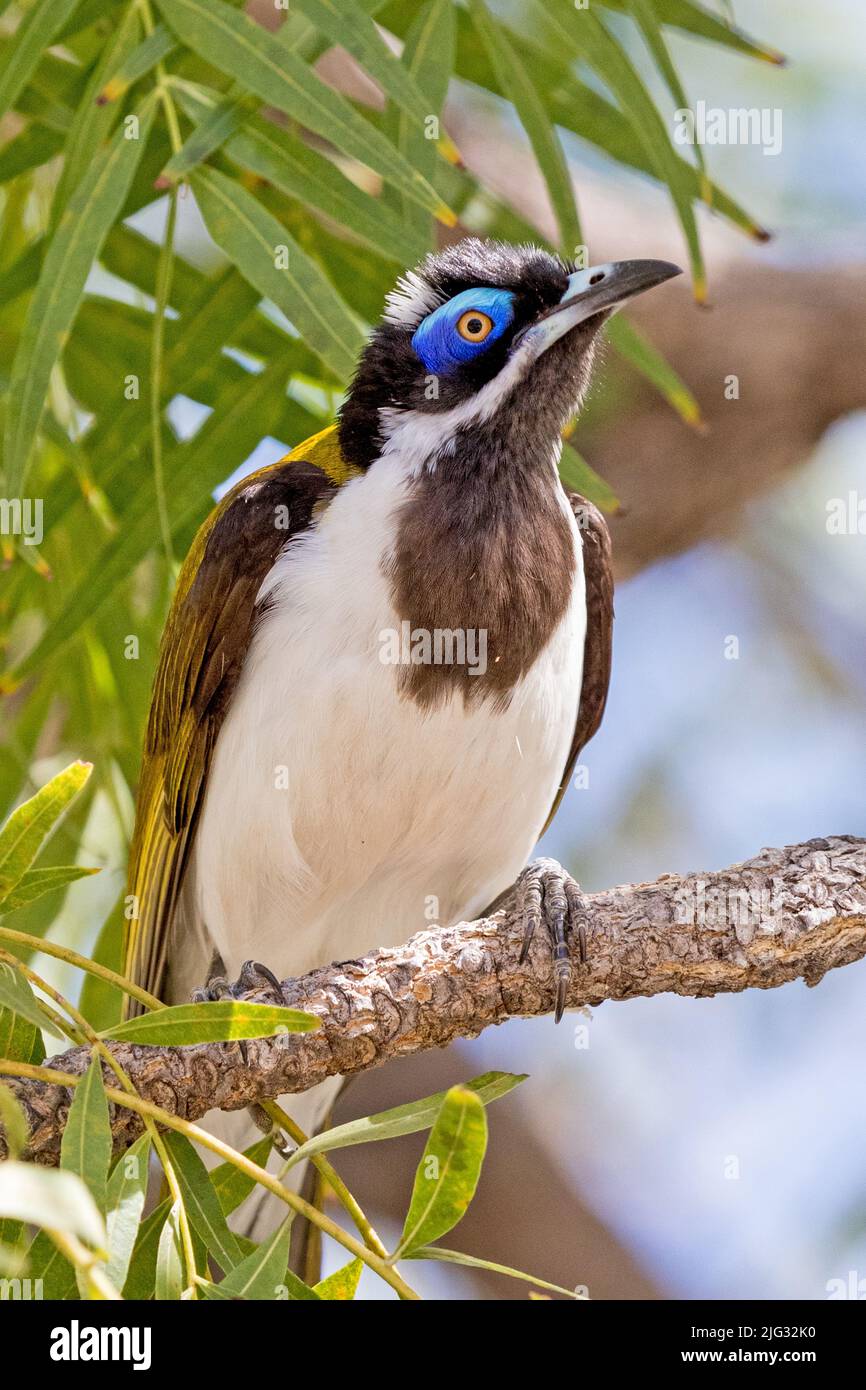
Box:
[469,0,581,253]
[195,1277,235,1299]
[291,0,439,129]
[217,1219,318,1300]
[0,43,82,133]
[0,1242,25,1278]
[155,1200,184,1300]
[153,0,452,221]
[0,962,63,1039]
[0,124,64,184]
[441,9,767,243]
[156,93,251,185]
[104,1133,151,1291]
[10,360,293,681]
[212,1136,274,1217]
[0,0,84,126]
[96,23,177,106]
[24,1228,78,1298]
[0,1081,28,1160]
[397,1086,488,1256]
[101,999,320,1045]
[0,1162,106,1249]
[50,3,143,231]
[558,441,621,515]
[0,761,92,905]
[624,0,708,194]
[174,84,421,266]
[57,0,124,44]
[122,1197,169,1300]
[0,864,100,915]
[0,963,46,1063]
[530,0,705,298]
[0,1216,26,1272]
[406,1245,582,1299]
[78,905,124,1034]
[73,266,263,491]
[191,165,364,380]
[162,1133,244,1272]
[600,0,786,65]
[60,1054,112,1215]
[151,1,372,183]
[2,98,156,495]
[382,0,455,252]
[314,1257,363,1300]
[287,1071,525,1168]
[396,0,454,124]
[0,240,42,312]
[99,221,207,312]
[606,312,703,428]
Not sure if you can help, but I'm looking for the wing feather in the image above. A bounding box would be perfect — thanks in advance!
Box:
[124,425,356,1005]
[541,492,614,835]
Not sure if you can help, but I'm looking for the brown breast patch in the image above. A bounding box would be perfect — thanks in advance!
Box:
[385,448,577,710]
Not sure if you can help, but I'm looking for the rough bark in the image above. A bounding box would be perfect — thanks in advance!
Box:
[3,837,865,1164]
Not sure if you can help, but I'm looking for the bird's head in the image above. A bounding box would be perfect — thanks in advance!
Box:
[339,238,680,472]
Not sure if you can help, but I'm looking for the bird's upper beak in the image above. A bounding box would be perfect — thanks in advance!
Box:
[519,259,682,358]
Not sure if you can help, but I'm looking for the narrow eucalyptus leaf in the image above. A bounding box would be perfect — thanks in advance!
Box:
[0,762,92,904]
[0,864,100,915]
[314,1257,363,1300]
[3,100,155,495]
[162,1133,244,1272]
[0,963,47,1063]
[191,166,364,381]
[60,1054,112,1215]
[102,999,319,1044]
[154,0,450,219]
[0,1081,28,1160]
[0,963,64,1039]
[104,1133,152,1291]
[0,1163,106,1248]
[288,1071,525,1167]
[155,1200,184,1301]
[397,1087,488,1256]
[558,442,621,515]
[218,1219,318,1300]
[406,1245,582,1299]
[0,0,84,126]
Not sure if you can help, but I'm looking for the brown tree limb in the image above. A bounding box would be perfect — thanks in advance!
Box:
[3,836,866,1164]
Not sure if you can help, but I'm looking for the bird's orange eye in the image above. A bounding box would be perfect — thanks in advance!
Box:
[456,310,494,343]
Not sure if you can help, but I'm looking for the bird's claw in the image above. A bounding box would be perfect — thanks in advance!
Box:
[191,959,286,1063]
[191,958,285,1005]
[235,959,285,1004]
[514,858,587,1023]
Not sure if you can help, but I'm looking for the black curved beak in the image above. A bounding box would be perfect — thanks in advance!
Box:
[520,259,682,356]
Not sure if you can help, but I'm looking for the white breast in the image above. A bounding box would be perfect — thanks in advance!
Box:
[190,452,586,983]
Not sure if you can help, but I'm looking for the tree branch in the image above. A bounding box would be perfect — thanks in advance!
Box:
[4,836,866,1164]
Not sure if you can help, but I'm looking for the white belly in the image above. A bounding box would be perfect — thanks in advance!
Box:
[191,454,586,982]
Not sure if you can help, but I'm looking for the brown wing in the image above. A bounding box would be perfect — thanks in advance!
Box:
[541,492,614,835]
[124,434,350,1005]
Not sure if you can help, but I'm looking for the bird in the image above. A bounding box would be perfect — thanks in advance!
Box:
[124,237,679,1180]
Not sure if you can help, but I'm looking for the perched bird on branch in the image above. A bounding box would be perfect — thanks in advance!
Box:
[124,238,678,1157]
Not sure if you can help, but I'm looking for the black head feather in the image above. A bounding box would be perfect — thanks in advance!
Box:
[338,238,600,471]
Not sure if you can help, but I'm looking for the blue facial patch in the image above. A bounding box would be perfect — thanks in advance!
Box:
[411,287,516,375]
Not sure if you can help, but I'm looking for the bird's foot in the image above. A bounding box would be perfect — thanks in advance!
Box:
[514,857,587,1024]
[191,957,285,1006]
[191,958,286,1064]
